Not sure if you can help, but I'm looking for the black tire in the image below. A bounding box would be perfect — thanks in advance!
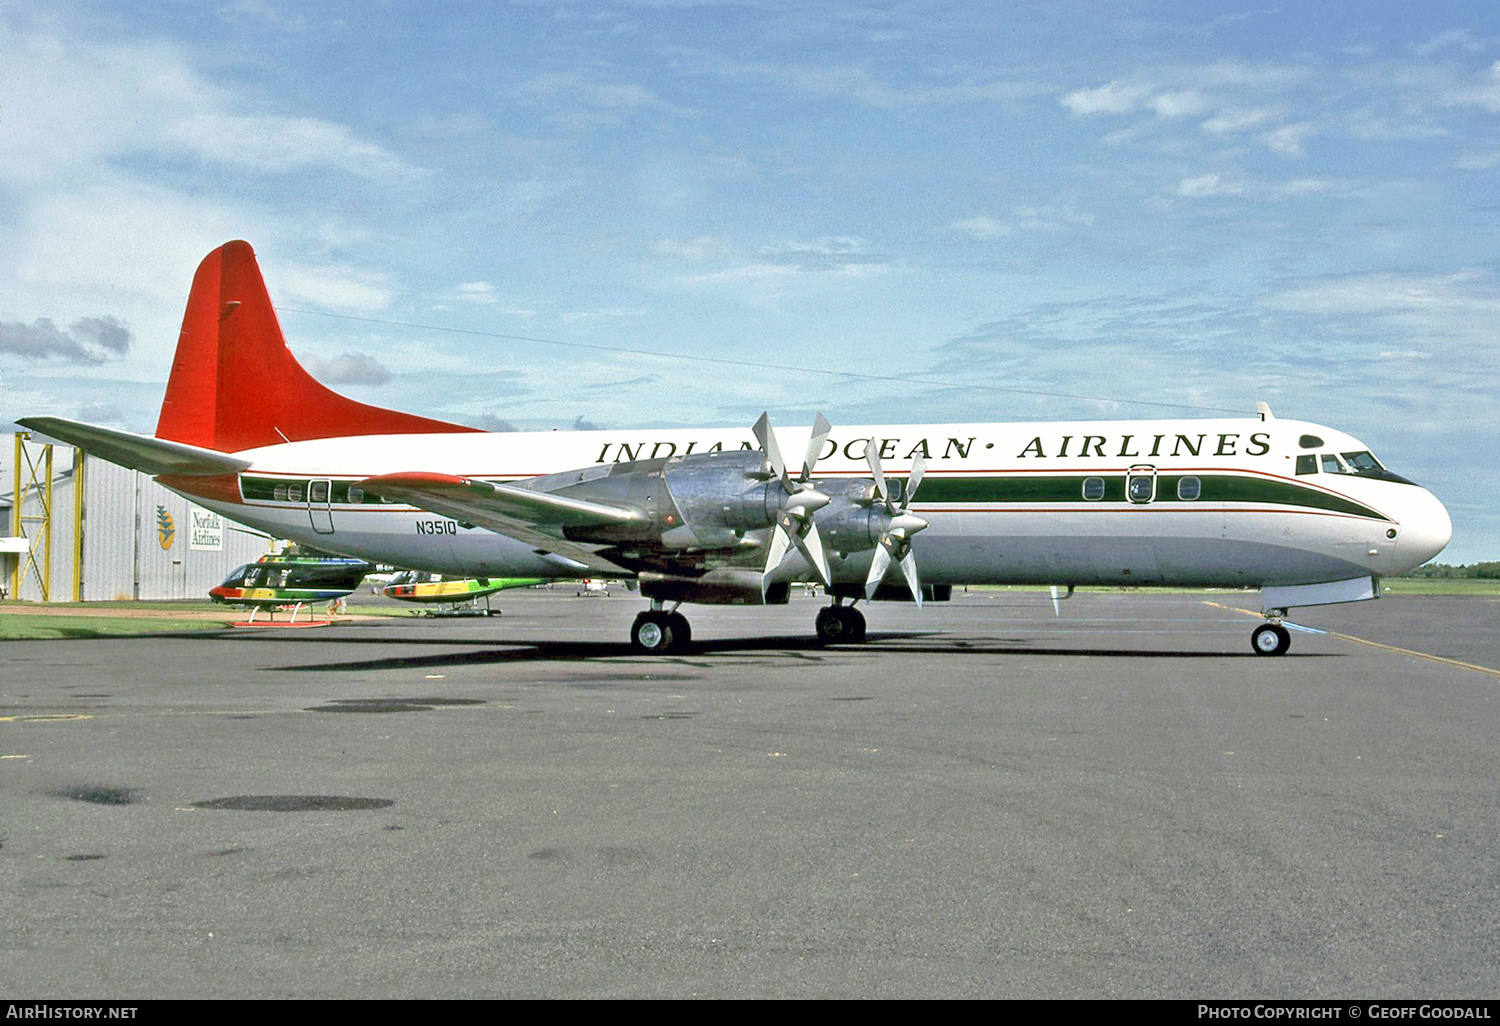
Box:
[666,611,692,647]
[631,612,676,654]
[815,606,867,644]
[1251,623,1291,656]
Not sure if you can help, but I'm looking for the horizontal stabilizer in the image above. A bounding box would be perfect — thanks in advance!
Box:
[16,417,252,477]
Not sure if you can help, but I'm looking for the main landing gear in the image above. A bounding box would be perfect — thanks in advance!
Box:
[628,597,872,653]
[815,602,866,644]
[630,601,692,655]
[1251,615,1292,657]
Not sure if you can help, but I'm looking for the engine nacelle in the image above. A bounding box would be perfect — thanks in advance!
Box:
[639,569,790,605]
[660,450,782,548]
[535,450,891,559]
[534,450,779,548]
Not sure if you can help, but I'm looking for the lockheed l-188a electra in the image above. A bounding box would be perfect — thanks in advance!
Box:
[20,241,1452,655]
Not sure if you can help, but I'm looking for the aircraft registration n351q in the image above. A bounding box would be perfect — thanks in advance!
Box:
[20,241,1452,655]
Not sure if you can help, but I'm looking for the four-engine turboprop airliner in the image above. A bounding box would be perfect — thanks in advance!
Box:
[18,241,1452,655]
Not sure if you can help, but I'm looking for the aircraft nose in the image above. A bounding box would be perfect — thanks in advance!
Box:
[1399,487,1452,568]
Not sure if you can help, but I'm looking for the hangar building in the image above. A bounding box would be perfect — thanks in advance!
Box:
[3,433,270,602]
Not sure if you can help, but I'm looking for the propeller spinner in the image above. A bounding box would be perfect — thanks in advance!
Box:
[863,439,929,606]
[753,412,834,592]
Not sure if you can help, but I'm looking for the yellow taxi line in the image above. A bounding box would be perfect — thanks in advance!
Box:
[1203,600,1500,679]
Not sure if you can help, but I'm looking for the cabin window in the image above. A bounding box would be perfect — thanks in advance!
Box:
[1296,455,1317,475]
[347,486,364,504]
[310,481,329,503]
[1177,476,1201,501]
[1082,477,1106,501]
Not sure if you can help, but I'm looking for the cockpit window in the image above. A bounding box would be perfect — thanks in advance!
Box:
[1295,455,1317,475]
[1341,451,1383,473]
[1320,454,1345,474]
[1299,434,1323,449]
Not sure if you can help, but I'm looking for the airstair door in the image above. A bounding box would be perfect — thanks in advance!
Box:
[308,479,335,534]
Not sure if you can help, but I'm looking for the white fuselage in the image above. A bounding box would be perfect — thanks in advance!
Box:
[173,415,1452,591]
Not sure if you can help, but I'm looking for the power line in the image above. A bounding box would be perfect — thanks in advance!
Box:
[276,306,1249,416]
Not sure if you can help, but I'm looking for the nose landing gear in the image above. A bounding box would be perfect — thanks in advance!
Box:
[1252,618,1291,656]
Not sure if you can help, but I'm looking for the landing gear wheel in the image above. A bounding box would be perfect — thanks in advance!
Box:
[1251,623,1291,657]
[631,611,691,654]
[631,611,675,654]
[815,606,867,644]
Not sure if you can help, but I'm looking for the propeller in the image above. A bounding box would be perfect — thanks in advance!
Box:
[754,412,833,591]
[863,439,929,606]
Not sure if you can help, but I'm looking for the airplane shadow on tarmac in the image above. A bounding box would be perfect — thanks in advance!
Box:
[178,630,1336,673]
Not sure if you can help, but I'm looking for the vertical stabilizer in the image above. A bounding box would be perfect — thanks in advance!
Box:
[155,240,479,451]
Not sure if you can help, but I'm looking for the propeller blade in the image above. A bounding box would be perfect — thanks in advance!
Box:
[801,413,831,481]
[792,520,832,587]
[752,412,786,483]
[905,453,926,506]
[764,522,792,579]
[898,549,922,608]
[864,438,891,509]
[865,544,892,598]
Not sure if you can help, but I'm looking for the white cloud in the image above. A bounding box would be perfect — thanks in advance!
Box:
[708,58,1045,110]
[947,216,1012,239]
[521,73,671,111]
[1060,80,1152,116]
[1176,174,1241,197]
[1262,121,1316,157]
[300,351,391,386]
[560,307,649,325]
[0,25,420,184]
[655,236,743,262]
[1262,271,1500,317]
[276,262,392,311]
[1415,29,1486,58]
[1149,90,1212,118]
[445,282,499,305]
[160,114,421,179]
[1273,177,1338,197]
[1200,106,1277,135]
[948,205,1093,238]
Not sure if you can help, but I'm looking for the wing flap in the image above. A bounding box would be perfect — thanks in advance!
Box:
[358,472,640,575]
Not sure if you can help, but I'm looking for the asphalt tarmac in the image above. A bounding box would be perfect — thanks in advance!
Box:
[3,589,1498,999]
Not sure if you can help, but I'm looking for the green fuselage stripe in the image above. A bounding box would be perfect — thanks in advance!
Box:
[241,472,1389,522]
[914,474,1388,520]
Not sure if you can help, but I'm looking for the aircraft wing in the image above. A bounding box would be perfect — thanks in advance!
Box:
[15,417,252,476]
[358,472,641,575]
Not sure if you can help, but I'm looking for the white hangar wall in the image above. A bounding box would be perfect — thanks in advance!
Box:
[5,441,271,602]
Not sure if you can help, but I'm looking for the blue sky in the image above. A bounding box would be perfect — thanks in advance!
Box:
[1,1,1496,561]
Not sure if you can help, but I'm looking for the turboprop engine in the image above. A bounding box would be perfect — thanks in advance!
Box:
[519,413,926,600]
[534,448,791,551]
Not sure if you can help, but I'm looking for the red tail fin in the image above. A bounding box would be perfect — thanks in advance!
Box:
[155,240,479,451]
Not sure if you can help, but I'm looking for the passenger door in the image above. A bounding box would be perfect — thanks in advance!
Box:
[308,479,335,534]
